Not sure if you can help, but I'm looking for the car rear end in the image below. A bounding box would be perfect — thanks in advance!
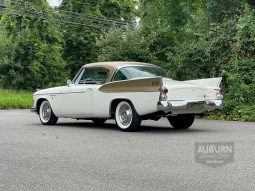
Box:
[157,77,224,115]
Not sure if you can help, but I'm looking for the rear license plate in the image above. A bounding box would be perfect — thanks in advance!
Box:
[187,102,205,109]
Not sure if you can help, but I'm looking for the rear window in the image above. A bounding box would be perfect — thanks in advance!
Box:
[112,66,167,81]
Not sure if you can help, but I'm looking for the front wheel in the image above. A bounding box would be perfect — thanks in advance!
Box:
[167,114,195,129]
[39,100,58,125]
[115,101,141,132]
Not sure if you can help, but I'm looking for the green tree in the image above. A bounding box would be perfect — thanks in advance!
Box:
[97,0,255,121]
[0,0,66,90]
[220,4,255,121]
[0,25,16,87]
[97,28,158,63]
[61,0,135,78]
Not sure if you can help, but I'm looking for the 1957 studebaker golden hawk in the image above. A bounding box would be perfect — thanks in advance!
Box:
[31,62,223,131]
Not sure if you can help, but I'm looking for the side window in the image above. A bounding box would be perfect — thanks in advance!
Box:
[113,70,127,81]
[77,67,109,84]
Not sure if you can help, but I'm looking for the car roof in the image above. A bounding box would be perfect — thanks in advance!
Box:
[81,61,157,83]
[83,61,155,70]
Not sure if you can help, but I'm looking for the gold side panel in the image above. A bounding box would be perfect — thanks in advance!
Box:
[99,77,162,93]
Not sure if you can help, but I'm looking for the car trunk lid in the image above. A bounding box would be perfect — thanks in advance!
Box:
[162,77,222,101]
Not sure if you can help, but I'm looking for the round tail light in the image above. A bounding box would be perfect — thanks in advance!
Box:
[163,87,168,95]
[219,88,224,94]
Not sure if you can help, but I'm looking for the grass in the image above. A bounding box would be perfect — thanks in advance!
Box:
[0,89,33,109]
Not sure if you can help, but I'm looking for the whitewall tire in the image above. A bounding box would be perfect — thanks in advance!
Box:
[115,101,141,131]
[39,100,58,125]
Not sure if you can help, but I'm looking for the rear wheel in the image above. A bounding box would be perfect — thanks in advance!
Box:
[39,100,58,125]
[115,101,141,132]
[167,114,195,129]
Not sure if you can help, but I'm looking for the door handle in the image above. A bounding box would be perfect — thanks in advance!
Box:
[87,88,93,91]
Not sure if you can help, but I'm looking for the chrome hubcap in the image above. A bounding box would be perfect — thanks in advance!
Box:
[42,102,51,122]
[119,104,132,126]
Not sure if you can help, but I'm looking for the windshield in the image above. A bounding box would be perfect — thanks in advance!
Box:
[112,66,167,81]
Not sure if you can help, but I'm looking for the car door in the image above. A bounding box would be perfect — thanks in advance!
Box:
[60,67,110,117]
[61,84,93,117]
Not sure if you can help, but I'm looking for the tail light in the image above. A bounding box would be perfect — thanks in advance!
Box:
[219,88,224,94]
[163,87,168,95]
[215,87,224,99]
[160,87,168,101]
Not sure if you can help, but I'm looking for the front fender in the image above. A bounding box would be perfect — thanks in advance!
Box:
[33,94,58,115]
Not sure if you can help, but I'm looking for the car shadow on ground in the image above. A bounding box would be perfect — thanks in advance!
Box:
[52,121,215,134]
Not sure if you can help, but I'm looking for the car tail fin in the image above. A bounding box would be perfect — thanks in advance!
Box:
[184,77,222,88]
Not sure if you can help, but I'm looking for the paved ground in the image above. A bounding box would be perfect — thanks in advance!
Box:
[0,110,254,191]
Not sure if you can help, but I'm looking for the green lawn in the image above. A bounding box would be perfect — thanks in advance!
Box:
[0,89,33,109]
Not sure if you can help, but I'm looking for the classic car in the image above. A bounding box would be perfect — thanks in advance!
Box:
[31,61,223,131]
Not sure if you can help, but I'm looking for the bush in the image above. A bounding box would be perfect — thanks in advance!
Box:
[96,3,255,122]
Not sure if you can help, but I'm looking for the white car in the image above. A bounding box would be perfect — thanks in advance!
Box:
[31,62,223,131]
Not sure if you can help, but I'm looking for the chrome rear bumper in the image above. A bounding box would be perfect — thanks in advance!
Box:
[157,100,223,114]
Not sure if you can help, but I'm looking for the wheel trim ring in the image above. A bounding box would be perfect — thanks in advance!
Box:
[40,101,52,123]
[117,102,133,129]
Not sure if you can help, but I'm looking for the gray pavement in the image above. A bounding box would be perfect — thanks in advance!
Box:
[0,110,255,191]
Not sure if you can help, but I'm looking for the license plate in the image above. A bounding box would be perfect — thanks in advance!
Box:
[187,102,205,109]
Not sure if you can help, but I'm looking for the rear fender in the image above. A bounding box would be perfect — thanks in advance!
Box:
[184,77,222,88]
[99,77,162,116]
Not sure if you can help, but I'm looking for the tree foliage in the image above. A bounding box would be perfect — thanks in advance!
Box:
[0,0,66,90]
[0,0,254,121]
[60,0,135,78]
[97,0,255,121]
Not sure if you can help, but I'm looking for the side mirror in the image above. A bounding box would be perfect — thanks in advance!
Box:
[67,80,72,86]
